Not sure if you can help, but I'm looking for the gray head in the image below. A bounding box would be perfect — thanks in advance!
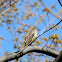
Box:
[29,25,40,31]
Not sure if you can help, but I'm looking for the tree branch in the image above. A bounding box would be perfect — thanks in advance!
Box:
[0,0,18,15]
[53,51,62,62]
[40,0,62,20]
[0,46,59,62]
[17,19,62,57]
[58,0,62,6]
[0,20,62,62]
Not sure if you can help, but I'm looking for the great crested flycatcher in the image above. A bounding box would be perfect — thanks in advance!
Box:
[22,25,40,49]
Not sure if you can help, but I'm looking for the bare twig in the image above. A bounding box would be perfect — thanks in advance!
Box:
[40,1,62,19]
[0,0,18,15]
[58,0,62,6]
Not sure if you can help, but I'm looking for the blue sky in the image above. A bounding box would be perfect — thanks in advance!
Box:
[0,0,62,62]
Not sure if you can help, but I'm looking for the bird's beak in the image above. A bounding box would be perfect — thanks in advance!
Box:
[37,28,41,31]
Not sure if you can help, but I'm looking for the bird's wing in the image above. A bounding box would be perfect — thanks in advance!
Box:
[24,31,34,46]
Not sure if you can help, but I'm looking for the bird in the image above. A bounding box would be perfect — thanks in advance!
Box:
[16,25,40,61]
[22,25,40,49]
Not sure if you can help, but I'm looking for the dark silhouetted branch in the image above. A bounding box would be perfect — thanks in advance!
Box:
[53,51,62,62]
